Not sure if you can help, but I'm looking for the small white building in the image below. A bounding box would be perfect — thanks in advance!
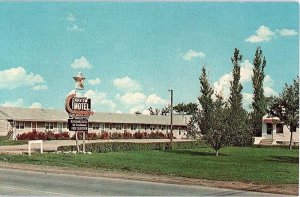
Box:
[255,115,299,145]
[0,107,188,140]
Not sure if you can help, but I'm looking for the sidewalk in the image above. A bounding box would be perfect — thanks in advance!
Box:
[0,139,194,154]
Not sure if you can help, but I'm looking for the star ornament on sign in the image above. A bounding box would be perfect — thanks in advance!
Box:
[73,72,86,90]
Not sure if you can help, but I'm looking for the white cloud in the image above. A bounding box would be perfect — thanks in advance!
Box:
[0,98,24,107]
[142,109,150,115]
[146,94,168,106]
[113,76,141,91]
[30,102,42,108]
[116,92,146,105]
[242,92,253,110]
[32,84,48,90]
[245,25,275,43]
[263,75,277,97]
[213,59,254,98]
[88,78,101,86]
[67,13,76,22]
[129,105,145,114]
[240,60,254,83]
[68,25,83,32]
[84,89,116,112]
[0,67,45,89]
[182,49,205,61]
[276,29,298,36]
[116,110,123,114]
[246,25,298,43]
[70,56,92,69]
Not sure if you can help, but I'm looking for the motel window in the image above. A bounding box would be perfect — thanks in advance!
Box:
[116,124,122,130]
[16,121,25,129]
[93,123,99,130]
[88,123,92,129]
[45,122,54,130]
[150,125,155,131]
[57,123,63,132]
[123,124,128,130]
[276,123,283,133]
[100,124,104,131]
[130,124,137,130]
[25,122,31,129]
[105,124,110,129]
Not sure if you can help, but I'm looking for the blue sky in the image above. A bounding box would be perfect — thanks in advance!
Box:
[0,2,298,114]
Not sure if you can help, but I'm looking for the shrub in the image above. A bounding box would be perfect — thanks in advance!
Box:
[71,132,97,140]
[111,132,122,139]
[149,131,167,139]
[99,131,110,140]
[122,131,133,139]
[133,132,143,139]
[58,141,206,153]
[16,131,70,140]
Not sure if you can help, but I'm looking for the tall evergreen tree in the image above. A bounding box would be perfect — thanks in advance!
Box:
[251,47,267,137]
[229,48,243,110]
[198,66,214,135]
[227,48,253,146]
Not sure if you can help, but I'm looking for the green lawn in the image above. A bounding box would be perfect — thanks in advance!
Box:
[0,146,298,184]
[0,137,27,146]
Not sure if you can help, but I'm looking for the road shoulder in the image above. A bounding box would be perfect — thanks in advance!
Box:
[0,161,297,196]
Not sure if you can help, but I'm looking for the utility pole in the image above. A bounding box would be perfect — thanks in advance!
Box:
[169,89,173,150]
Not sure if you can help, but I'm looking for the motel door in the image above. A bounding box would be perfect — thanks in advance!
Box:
[32,122,37,132]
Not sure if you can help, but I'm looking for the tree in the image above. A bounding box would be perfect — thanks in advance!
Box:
[251,47,267,137]
[173,102,198,115]
[227,48,253,146]
[204,93,230,156]
[198,66,214,135]
[160,105,170,116]
[148,107,160,115]
[135,111,142,115]
[268,77,299,150]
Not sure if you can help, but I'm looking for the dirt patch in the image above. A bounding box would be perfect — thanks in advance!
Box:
[0,162,297,196]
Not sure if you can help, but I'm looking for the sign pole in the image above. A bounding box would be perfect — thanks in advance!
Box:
[83,131,86,153]
[74,90,80,154]
[75,131,79,153]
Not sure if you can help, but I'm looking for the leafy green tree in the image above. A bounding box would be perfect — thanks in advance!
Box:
[198,66,214,135]
[160,105,170,116]
[227,48,253,146]
[174,102,198,115]
[251,47,267,137]
[204,93,230,156]
[148,107,160,115]
[268,77,299,150]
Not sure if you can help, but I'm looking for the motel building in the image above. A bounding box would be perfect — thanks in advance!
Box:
[256,115,299,145]
[0,107,189,140]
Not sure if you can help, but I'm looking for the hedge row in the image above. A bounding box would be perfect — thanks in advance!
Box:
[57,141,205,153]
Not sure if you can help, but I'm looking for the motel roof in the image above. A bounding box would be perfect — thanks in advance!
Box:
[0,107,187,126]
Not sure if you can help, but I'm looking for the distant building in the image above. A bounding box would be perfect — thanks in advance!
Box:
[0,107,188,139]
[255,115,299,145]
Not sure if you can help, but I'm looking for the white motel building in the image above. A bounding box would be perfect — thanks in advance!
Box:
[0,107,189,139]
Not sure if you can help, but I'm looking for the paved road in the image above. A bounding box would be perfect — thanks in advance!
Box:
[0,168,283,196]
